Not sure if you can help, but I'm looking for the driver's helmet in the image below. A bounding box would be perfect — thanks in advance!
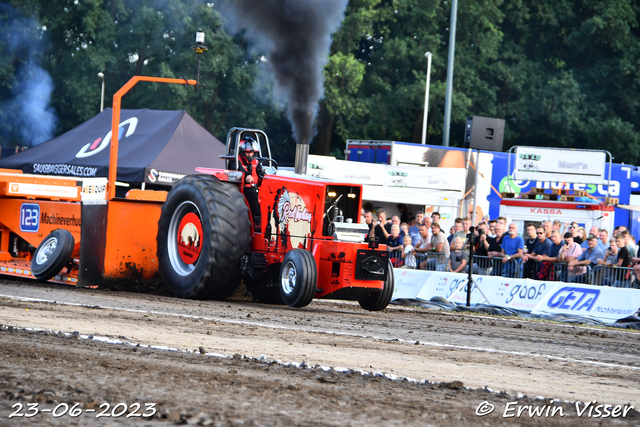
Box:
[239,136,259,156]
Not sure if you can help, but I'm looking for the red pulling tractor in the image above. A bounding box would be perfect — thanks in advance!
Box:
[0,76,394,311]
[156,128,394,310]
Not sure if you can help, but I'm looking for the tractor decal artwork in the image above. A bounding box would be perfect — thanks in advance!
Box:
[177,212,202,265]
[272,187,312,250]
[276,188,289,233]
[277,188,312,230]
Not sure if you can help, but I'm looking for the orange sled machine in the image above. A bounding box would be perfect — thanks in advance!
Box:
[0,76,394,311]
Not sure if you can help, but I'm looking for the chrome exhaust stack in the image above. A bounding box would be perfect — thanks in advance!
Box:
[294,142,309,175]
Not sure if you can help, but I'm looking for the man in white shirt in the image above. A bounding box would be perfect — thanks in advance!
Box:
[419,223,450,270]
[422,214,433,242]
[412,224,430,266]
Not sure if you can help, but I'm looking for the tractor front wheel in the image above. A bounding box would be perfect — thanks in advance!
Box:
[279,249,317,308]
[157,175,251,300]
[358,259,394,311]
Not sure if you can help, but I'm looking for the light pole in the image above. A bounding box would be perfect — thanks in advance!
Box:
[421,52,433,145]
[442,0,458,146]
[97,72,105,112]
[192,30,207,88]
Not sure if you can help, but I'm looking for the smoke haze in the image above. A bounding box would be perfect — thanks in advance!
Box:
[0,4,57,147]
[219,0,348,144]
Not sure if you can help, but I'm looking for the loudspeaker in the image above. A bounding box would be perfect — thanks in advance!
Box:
[463,116,504,152]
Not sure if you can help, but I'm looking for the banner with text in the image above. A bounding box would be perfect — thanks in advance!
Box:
[392,269,640,322]
[393,270,555,311]
[307,155,465,206]
[531,283,640,322]
[513,147,607,184]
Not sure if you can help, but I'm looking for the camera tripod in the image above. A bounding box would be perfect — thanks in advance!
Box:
[464,227,492,307]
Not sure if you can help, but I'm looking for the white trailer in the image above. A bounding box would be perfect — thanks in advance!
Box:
[306,155,466,230]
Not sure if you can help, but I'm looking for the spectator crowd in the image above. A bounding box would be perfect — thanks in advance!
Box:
[362,207,640,288]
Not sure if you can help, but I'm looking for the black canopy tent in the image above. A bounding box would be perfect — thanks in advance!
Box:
[0,108,225,186]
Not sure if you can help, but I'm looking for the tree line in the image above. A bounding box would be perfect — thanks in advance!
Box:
[1,0,638,165]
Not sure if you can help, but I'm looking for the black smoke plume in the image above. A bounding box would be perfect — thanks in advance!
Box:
[219,0,348,145]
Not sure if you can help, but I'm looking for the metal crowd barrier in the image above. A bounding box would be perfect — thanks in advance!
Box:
[415,251,448,271]
[388,248,426,269]
[528,261,591,284]
[470,255,522,278]
[553,262,591,284]
[387,249,446,270]
[591,265,636,288]
[388,249,404,268]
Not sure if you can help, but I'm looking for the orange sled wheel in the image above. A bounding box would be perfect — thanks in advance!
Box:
[31,229,75,282]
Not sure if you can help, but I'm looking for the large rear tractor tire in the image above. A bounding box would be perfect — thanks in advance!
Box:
[31,229,75,282]
[358,259,394,311]
[279,249,317,308]
[157,175,251,300]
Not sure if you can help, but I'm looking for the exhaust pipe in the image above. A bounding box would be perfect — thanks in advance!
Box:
[294,143,309,175]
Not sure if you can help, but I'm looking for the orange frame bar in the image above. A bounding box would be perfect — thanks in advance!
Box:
[108,76,197,200]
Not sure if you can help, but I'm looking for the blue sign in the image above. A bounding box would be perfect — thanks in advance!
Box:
[489,151,640,236]
[547,286,600,312]
[346,140,640,240]
[20,203,40,232]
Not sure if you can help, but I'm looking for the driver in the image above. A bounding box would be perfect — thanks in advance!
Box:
[235,136,265,231]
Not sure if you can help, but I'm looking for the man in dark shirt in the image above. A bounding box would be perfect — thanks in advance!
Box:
[534,230,562,280]
[364,210,374,232]
[522,223,538,278]
[612,235,634,286]
[474,223,489,256]
[472,222,490,273]
[616,235,631,268]
[376,209,392,238]
[532,226,553,257]
[535,230,561,260]
[487,219,497,237]
[527,226,553,279]
[366,209,390,242]
[486,223,504,253]
[485,222,505,276]
[365,210,386,243]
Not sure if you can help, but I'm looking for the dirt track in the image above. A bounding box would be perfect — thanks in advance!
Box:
[0,279,639,426]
